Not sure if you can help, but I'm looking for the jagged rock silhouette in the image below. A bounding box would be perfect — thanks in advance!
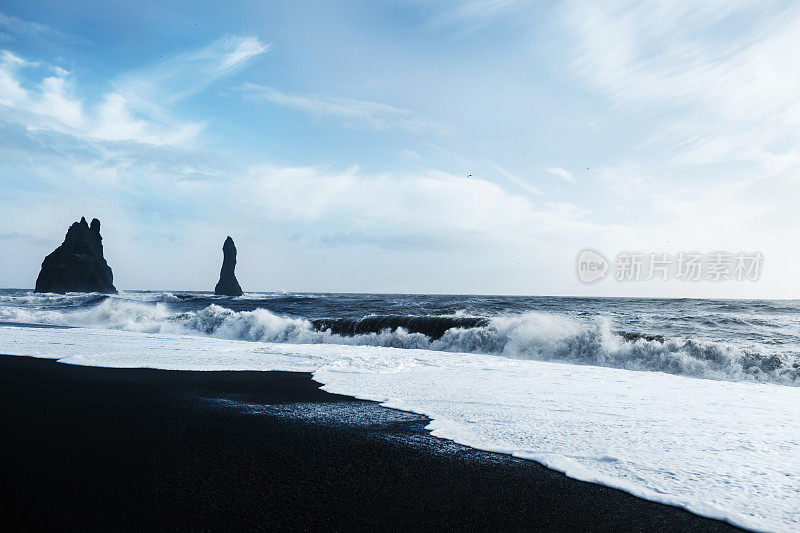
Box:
[214,236,243,296]
[35,217,117,294]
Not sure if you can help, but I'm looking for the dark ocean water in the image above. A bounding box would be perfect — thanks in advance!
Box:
[0,289,798,385]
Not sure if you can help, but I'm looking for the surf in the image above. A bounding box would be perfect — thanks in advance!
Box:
[1,293,797,386]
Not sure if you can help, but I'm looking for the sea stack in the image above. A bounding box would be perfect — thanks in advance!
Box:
[214,236,243,296]
[34,217,117,294]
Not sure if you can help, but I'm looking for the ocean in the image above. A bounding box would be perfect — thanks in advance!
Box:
[0,290,798,531]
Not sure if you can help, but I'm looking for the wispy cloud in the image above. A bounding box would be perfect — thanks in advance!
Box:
[427,0,537,33]
[563,0,800,173]
[0,11,63,40]
[239,83,444,132]
[545,167,574,182]
[0,35,268,147]
[0,50,28,105]
[117,35,271,105]
[0,231,51,245]
[493,164,543,195]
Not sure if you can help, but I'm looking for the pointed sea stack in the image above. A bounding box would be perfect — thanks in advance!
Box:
[214,236,243,296]
[34,217,117,294]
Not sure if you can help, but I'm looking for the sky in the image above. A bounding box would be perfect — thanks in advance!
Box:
[1,0,799,297]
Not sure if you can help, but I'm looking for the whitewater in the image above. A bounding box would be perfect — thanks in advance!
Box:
[0,290,798,531]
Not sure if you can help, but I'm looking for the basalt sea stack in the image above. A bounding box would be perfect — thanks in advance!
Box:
[34,217,117,294]
[214,236,243,296]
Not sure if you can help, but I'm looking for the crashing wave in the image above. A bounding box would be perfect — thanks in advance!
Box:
[0,298,797,386]
[0,292,110,307]
[311,315,488,340]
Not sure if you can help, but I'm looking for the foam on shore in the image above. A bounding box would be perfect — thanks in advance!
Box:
[1,324,797,531]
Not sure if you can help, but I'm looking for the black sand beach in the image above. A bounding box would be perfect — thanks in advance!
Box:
[0,355,740,531]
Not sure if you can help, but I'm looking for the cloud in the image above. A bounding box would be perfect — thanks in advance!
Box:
[0,52,202,146]
[582,162,781,253]
[202,35,271,75]
[550,0,800,294]
[0,231,51,245]
[563,0,800,172]
[239,83,444,132]
[90,93,205,146]
[493,164,543,195]
[33,76,83,128]
[241,164,594,247]
[0,35,267,147]
[0,11,62,39]
[116,35,271,105]
[427,0,537,33]
[0,50,27,105]
[545,167,575,182]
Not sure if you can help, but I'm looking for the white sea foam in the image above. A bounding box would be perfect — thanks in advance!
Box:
[0,324,797,531]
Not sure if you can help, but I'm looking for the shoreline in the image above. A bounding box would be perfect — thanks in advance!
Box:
[0,354,742,531]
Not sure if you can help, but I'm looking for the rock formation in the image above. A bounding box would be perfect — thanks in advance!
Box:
[34,217,117,294]
[214,236,243,296]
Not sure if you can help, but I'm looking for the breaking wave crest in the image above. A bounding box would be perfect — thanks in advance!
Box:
[1,298,797,386]
[311,315,489,340]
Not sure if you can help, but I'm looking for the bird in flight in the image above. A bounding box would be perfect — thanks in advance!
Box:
[467,174,472,179]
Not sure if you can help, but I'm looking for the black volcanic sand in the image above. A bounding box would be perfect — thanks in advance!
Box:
[0,355,741,532]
